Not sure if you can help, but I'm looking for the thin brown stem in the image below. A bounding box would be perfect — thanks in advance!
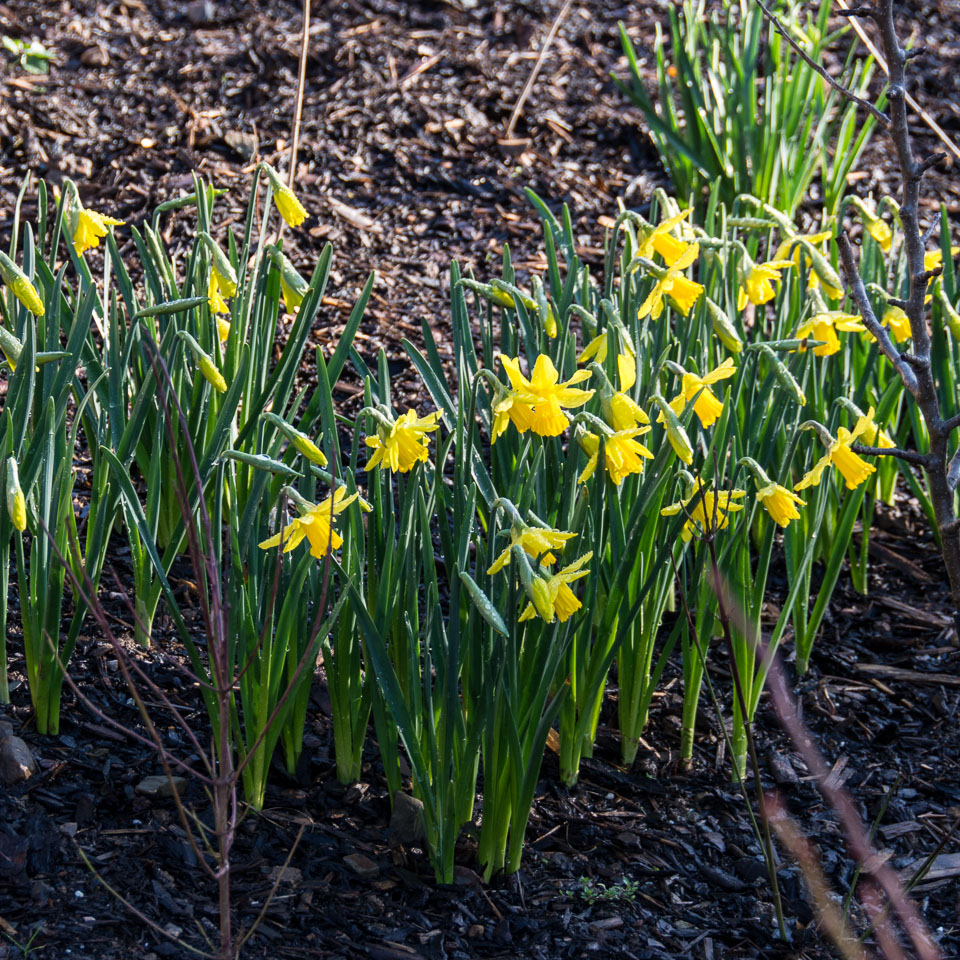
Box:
[851,444,928,466]
[754,0,888,124]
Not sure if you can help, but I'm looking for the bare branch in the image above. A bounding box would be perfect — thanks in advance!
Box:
[755,0,889,124]
[837,233,920,395]
[852,444,928,466]
[942,412,960,434]
[836,6,878,19]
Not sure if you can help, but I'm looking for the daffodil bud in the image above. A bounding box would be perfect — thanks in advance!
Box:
[653,395,694,465]
[705,298,742,354]
[459,278,516,309]
[179,331,227,393]
[268,247,310,315]
[937,285,960,339]
[264,411,328,466]
[0,251,44,317]
[531,276,557,338]
[200,234,238,297]
[261,163,308,228]
[530,576,555,623]
[800,241,843,299]
[758,344,806,406]
[0,325,23,371]
[6,458,26,532]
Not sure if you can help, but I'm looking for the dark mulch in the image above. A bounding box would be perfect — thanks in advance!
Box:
[1,499,959,959]
[1,0,960,958]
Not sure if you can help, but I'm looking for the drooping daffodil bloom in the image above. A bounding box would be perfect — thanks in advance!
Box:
[488,523,577,575]
[365,409,441,473]
[740,456,805,528]
[637,243,704,320]
[70,202,124,257]
[923,246,959,278]
[636,207,694,266]
[795,310,865,357]
[737,255,796,309]
[794,423,876,492]
[661,485,746,542]
[258,487,360,559]
[208,272,230,315]
[262,163,308,228]
[518,552,593,624]
[659,357,737,429]
[757,482,805,528]
[577,427,654,486]
[854,406,896,450]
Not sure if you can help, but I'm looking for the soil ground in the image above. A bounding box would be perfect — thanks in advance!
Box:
[1,1,960,958]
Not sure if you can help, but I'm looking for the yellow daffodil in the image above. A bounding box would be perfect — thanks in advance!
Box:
[258,487,359,559]
[0,251,43,317]
[269,247,310,315]
[795,425,876,491]
[637,243,704,320]
[491,389,536,442]
[738,257,796,309]
[773,229,833,265]
[661,487,746,542]
[488,524,577,574]
[756,482,805,528]
[578,332,610,365]
[275,184,307,228]
[208,272,229,315]
[577,428,654,485]
[601,351,649,431]
[773,231,842,298]
[607,391,650,432]
[262,163,308,228]
[795,311,865,357]
[882,305,911,341]
[217,317,231,344]
[923,246,959,276]
[660,357,737,428]
[854,406,895,449]
[637,208,693,266]
[71,206,124,256]
[866,218,892,253]
[500,354,593,438]
[365,409,440,473]
[518,552,593,624]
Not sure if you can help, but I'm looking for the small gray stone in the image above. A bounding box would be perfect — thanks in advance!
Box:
[768,751,800,788]
[186,1,217,25]
[343,853,379,879]
[135,775,187,798]
[0,736,38,785]
[389,791,425,844]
